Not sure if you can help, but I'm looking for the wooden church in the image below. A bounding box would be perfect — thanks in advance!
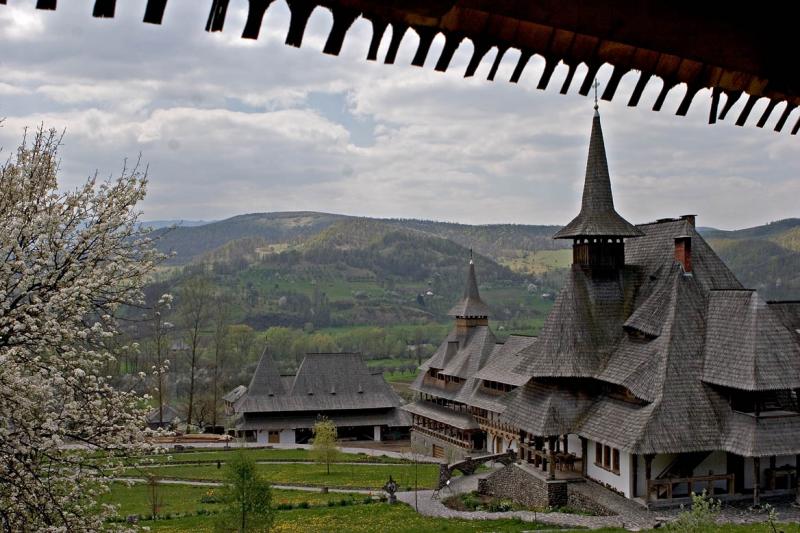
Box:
[405,107,800,507]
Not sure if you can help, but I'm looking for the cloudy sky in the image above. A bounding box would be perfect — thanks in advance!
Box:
[1,1,798,229]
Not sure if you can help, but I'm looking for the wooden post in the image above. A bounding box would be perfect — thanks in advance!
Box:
[563,434,569,454]
[548,436,557,480]
[580,437,588,476]
[769,456,777,491]
[644,454,654,503]
[753,457,761,506]
[796,454,800,505]
[632,454,639,498]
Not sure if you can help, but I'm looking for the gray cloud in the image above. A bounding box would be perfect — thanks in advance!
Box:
[0,2,798,229]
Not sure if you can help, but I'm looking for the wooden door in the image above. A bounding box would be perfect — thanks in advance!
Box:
[432,445,444,459]
[268,431,280,443]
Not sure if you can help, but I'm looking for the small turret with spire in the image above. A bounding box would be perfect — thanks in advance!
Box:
[448,249,490,334]
[554,95,642,269]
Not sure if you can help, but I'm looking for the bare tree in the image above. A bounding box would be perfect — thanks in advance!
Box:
[178,276,212,431]
[211,294,231,428]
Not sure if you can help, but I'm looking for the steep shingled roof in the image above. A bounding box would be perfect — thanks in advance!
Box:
[247,347,286,397]
[703,290,800,391]
[448,259,491,317]
[238,352,403,414]
[553,111,643,240]
[504,216,800,456]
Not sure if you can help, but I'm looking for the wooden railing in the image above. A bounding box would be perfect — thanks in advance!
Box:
[647,473,735,500]
[473,414,517,436]
[412,425,475,450]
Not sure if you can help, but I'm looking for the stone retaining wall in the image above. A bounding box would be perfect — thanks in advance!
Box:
[411,430,472,462]
[478,463,568,508]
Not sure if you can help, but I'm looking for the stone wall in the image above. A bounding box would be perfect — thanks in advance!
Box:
[567,486,616,516]
[478,463,568,508]
[411,430,474,463]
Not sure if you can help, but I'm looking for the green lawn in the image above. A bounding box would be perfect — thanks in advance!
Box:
[136,503,571,532]
[132,447,410,466]
[366,357,419,369]
[103,482,365,517]
[128,462,439,490]
[385,369,419,382]
[102,482,800,533]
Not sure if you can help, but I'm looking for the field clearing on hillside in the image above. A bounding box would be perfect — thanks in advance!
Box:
[499,249,572,275]
[239,273,386,301]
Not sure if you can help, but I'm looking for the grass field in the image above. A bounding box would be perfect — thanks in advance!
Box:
[103,483,366,517]
[104,461,800,533]
[129,503,573,532]
[128,462,440,490]
[131,447,410,465]
[499,249,572,275]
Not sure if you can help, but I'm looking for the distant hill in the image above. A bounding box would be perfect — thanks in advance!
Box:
[152,213,560,331]
[141,219,213,229]
[149,212,800,328]
[153,212,347,264]
[699,219,800,300]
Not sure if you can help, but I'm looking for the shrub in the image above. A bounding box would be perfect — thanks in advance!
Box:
[487,499,514,513]
[665,491,721,532]
[275,503,293,511]
[297,501,310,509]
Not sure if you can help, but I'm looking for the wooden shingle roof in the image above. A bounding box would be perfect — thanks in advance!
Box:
[703,290,800,391]
[503,216,800,456]
[448,259,491,318]
[553,112,643,240]
[238,352,403,414]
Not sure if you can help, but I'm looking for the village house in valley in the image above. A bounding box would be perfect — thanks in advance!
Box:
[406,108,800,508]
[228,352,409,444]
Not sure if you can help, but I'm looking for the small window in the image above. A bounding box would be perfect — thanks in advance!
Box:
[603,445,611,469]
[612,448,620,473]
[595,443,602,464]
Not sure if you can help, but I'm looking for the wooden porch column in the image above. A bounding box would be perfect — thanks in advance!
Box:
[563,434,569,454]
[796,454,800,505]
[580,437,588,476]
[644,454,654,503]
[548,436,557,480]
[632,454,639,498]
[753,457,761,506]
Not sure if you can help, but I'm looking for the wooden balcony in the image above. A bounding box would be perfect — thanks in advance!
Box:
[473,414,517,438]
[412,425,476,450]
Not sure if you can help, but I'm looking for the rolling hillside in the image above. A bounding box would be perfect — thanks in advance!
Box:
[699,218,800,300]
[146,212,800,332]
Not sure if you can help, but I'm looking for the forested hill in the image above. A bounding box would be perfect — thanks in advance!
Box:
[146,215,561,331]
[150,211,568,267]
[698,218,800,300]
[145,213,800,309]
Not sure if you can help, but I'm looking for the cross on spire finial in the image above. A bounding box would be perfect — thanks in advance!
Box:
[593,79,600,111]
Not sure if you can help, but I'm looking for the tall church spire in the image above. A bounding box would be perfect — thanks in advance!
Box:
[448,251,490,318]
[553,108,643,240]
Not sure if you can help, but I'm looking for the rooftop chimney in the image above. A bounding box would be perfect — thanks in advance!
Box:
[675,235,692,273]
[680,214,697,227]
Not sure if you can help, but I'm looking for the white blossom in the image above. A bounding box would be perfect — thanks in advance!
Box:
[0,128,164,531]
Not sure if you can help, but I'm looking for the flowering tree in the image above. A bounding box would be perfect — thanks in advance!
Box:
[0,128,162,530]
[310,417,339,475]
